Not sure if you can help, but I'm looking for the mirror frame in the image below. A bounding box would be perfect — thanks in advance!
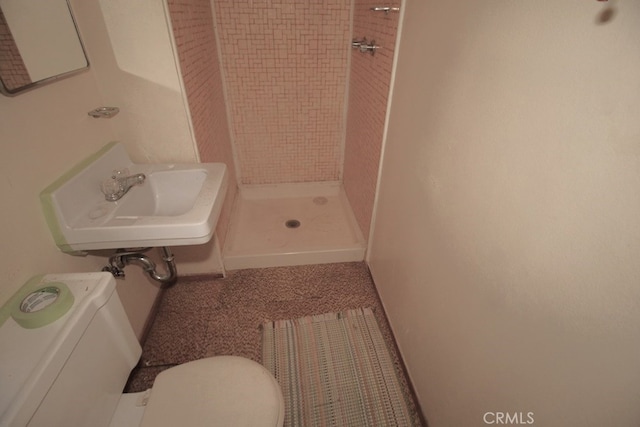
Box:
[0,0,90,97]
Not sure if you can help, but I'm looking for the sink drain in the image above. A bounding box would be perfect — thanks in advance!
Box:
[285,219,301,229]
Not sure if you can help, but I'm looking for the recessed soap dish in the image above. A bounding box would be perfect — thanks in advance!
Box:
[88,106,119,119]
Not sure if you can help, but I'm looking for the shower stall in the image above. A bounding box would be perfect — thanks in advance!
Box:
[165,0,401,269]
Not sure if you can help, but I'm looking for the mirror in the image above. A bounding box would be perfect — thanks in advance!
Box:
[0,0,88,96]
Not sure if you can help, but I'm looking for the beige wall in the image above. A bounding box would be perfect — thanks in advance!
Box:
[76,0,197,165]
[370,1,640,426]
[0,0,202,339]
[0,72,108,304]
[0,70,160,338]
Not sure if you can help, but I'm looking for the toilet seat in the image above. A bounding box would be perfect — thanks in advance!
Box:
[140,356,284,427]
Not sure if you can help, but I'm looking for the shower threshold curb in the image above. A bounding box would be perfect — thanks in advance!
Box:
[223,246,365,270]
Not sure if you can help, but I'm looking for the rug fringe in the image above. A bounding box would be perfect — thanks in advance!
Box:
[263,307,374,330]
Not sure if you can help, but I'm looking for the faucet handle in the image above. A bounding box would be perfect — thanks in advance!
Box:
[110,168,129,179]
[101,175,124,201]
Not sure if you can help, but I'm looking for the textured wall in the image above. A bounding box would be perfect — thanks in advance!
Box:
[213,0,351,184]
[0,0,195,339]
[79,0,197,165]
[166,0,238,246]
[343,0,400,240]
[370,1,640,425]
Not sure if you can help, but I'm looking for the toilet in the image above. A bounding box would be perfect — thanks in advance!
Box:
[0,272,284,427]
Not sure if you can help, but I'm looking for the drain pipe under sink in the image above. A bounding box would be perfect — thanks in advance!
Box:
[102,246,177,287]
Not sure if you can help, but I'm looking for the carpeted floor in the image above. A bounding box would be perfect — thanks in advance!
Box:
[125,262,424,426]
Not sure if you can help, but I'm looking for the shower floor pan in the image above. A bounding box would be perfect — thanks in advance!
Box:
[223,182,366,270]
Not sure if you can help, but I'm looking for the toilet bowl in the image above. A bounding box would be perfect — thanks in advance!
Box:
[115,356,285,427]
[111,356,285,427]
[0,273,284,427]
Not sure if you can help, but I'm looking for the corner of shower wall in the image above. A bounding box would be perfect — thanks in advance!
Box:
[165,0,238,254]
[343,0,402,243]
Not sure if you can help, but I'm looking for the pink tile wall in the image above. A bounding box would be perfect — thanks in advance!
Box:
[167,0,399,243]
[343,1,400,240]
[167,0,238,246]
[213,0,351,184]
[0,9,31,91]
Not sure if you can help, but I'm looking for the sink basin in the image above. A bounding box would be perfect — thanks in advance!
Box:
[40,142,228,252]
[114,169,208,217]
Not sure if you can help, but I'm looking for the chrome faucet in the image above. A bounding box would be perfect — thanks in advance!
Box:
[101,170,146,201]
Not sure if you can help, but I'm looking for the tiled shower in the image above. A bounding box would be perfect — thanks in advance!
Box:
[166,0,401,268]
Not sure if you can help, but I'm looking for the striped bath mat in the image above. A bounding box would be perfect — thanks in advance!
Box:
[262,308,415,426]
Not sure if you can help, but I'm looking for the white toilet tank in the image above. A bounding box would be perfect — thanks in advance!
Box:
[0,272,141,427]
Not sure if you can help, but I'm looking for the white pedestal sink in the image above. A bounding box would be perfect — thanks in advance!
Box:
[40,142,228,252]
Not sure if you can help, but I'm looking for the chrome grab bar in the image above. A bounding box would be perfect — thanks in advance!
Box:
[370,6,400,15]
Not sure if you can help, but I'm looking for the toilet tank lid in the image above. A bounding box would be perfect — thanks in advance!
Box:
[141,356,285,427]
[0,272,116,427]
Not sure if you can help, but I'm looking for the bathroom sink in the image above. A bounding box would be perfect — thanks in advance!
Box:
[40,142,228,252]
[113,169,208,217]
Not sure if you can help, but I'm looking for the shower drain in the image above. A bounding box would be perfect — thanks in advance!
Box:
[285,219,301,229]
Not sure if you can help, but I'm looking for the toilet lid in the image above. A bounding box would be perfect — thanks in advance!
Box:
[140,356,284,427]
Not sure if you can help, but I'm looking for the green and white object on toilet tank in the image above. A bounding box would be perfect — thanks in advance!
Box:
[0,272,120,427]
[0,275,74,329]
